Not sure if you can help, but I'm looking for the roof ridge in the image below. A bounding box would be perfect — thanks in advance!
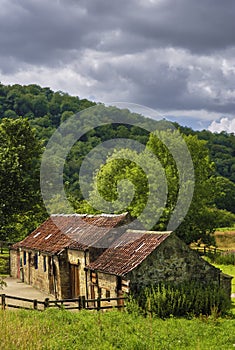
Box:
[126,229,172,234]
[51,212,128,218]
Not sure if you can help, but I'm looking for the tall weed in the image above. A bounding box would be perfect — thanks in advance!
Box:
[208,251,235,265]
[129,282,231,318]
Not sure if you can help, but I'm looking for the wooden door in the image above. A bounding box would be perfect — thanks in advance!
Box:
[70,264,80,298]
[117,276,124,307]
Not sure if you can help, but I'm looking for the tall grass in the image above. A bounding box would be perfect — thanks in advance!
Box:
[207,251,235,265]
[129,282,231,318]
[1,308,235,349]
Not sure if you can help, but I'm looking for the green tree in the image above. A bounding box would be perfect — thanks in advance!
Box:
[209,176,235,213]
[33,95,48,118]
[0,118,46,241]
[81,147,166,229]
[146,131,217,244]
[84,130,217,245]
[3,109,18,119]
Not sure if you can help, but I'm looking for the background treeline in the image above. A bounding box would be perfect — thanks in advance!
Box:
[1,82,235,244]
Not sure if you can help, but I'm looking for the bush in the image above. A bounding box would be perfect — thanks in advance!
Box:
[0,276,7,289]
[128,282,231,318]
[208,251,235,265]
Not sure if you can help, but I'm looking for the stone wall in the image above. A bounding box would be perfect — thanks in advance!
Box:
[220,273,232,298]
[10,249,18,278]
[126,234,228,296]
[20,250,52,295]
[97,272,117,298]
[88,272,130,307]
[11,247,99,300]
[90,271,117,307]
[10,249,71,299]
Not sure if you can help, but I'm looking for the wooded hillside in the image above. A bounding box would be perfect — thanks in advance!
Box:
[0,83,235,244]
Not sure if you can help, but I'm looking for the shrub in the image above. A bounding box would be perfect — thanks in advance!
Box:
[0,276,7,289]
[208,251,235,265]
[128,282,231,318]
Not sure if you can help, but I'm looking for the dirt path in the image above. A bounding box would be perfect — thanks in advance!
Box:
[0,277,52,310]
[0,277,80,311]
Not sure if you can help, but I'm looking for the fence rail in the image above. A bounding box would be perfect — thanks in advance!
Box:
[0,294,127,311]
[192,246,225,255]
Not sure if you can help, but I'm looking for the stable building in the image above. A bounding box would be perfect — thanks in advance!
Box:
[10,213,129,299]
[10,215,232,302]
[87,229,232,305]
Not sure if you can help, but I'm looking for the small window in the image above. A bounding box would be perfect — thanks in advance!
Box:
[34,254,38,270]
[91,271,98,285]
[43,256,47,272]
[106,289,110,301]
[23,251,27,265]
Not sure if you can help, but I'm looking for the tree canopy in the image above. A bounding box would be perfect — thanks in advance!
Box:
[0,118,46,241]
[1,82,235,244]
[82,130,219,244]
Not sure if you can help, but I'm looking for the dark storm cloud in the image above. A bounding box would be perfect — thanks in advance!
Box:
[1,0,235,66]
[0,0,235,124]
[0,0,91,67]
[80,0,235,54]
[124,0,235,54]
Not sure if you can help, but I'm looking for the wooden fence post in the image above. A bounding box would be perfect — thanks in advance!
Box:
[44,297,50,310]
[78,296,82,310]
[81,296,86,309]
[1,294,6,310]
[33,299,38,310]
[97,297,101,311]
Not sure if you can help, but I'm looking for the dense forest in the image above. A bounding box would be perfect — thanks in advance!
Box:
[1,82,235,245]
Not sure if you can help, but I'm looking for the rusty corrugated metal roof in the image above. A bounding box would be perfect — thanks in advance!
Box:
[87,230,171,276]
[12,213,128,254]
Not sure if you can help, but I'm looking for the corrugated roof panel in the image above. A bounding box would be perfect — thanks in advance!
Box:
[87,230,171,276]
[12,213,128,254]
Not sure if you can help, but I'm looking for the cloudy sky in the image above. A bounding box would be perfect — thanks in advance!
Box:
[0,0,235,131]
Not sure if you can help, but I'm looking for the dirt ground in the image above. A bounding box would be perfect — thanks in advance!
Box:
[0,277,51,310]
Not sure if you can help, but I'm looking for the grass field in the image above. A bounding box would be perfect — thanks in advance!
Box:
[1,308,235,350]
[214,230,235,251]
[1,232,235,349]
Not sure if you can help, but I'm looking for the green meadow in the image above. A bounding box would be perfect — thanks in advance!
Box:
[1,308,235,350]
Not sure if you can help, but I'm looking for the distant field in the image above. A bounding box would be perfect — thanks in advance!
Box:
[214,230,235,251]
[202,231,235,294]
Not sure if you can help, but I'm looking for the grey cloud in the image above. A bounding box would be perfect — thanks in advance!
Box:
[0,0,101,66]
[1,0,235,68]
[131,0,235,53]
[74,47,235,114]
[0,0,235,126]
[83,0,235,54]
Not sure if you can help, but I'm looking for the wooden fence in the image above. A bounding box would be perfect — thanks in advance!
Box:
[0,294,127,312]
[192,246,225,255]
